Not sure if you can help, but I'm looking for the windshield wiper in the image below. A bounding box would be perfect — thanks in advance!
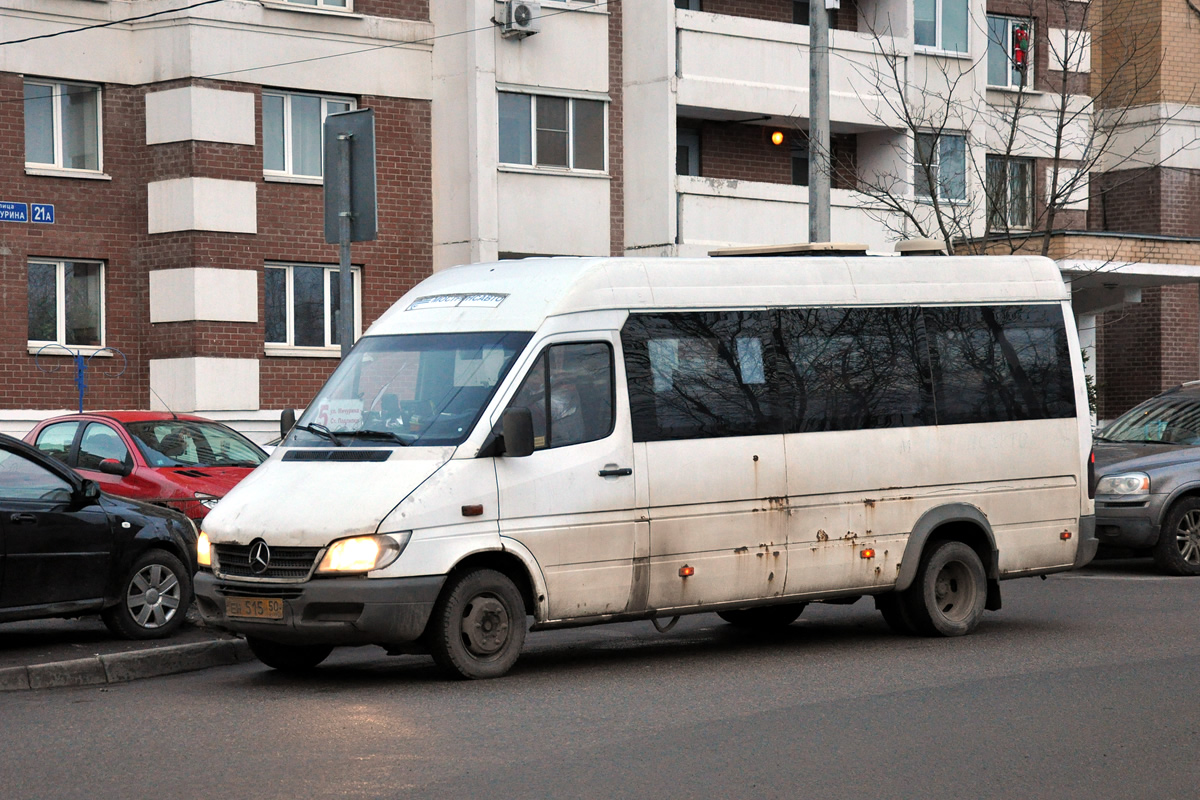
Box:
[294,423,345,447]
[337,429,411,446]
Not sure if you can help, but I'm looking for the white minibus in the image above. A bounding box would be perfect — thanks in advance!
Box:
[195,255,1097,678]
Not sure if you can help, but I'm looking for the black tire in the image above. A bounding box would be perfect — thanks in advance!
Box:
[717,603,806,630]
[901,541,987,637]
[101,549,192,640]
[247,637,333,672]
[1154,498,1200,576]
[875,593,918,635]
[427,569,527,680]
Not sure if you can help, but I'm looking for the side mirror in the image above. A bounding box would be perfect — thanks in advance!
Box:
[280,408,296,439]
[98,458,132,477]
[77,479,101,505]
[501,408,535,458]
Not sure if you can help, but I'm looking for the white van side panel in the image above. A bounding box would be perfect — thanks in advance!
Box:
[640,436,788,609]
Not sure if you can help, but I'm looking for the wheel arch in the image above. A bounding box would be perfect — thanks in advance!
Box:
[1156,484,1200,527]
[895,504,1000,607]
[443,548,541,620]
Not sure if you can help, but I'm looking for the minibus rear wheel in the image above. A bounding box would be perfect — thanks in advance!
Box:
[247,637,333,672]
[717,603,806,630]
[902,541,987,637]
[427,569,527,679]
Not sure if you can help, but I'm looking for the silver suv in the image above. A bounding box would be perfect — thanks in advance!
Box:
[1094,384,1200,575]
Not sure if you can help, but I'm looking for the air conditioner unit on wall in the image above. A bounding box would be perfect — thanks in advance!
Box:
[502,0,541,39]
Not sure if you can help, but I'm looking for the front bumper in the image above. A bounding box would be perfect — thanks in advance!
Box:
[1094,496,1167,549]
[194,572,446,646]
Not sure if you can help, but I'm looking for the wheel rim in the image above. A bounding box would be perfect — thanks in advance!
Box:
[125,563,181,629]
[459,593,510,657]
[1175,510,1200,565]
[932,560,977,624]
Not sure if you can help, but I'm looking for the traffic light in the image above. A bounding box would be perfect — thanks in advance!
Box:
[1012,24,1030,71]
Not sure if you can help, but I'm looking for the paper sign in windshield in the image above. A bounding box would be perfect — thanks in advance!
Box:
[408,293,508,311]
[312,399,364,431]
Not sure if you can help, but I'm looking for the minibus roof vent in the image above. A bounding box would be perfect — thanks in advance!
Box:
[708,243,870,257]
[895,238,949,255]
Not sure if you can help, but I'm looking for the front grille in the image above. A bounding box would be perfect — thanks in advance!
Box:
[213,583,304,600]
[214,544,322,581]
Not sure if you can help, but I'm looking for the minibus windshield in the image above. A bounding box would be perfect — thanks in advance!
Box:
[289,332,532,448]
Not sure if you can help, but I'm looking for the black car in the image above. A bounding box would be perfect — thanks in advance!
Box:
[0,432,197,638]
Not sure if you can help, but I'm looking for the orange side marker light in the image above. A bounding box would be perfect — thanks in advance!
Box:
[860,548,876,559]
[679,565,695,578]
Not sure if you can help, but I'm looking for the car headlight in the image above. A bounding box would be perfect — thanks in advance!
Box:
[316,533,410,574]
[1095,472,1150,497]
[194,492,220,510]
[197,530,212,567]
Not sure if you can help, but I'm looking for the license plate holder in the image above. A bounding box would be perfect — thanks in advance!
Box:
[225,596,284,620]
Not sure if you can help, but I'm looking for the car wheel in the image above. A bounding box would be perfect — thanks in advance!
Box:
[717,603,806,630]
[427,569,527,680]
[1154,498,1200,576]
[101,549,192,640]
[901,541,987,637]
[247,637,333,672]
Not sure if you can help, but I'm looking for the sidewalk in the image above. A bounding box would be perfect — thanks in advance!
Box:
[0,612,252,691]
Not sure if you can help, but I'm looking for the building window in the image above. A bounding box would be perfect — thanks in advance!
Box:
[676,0,701,9]
[24,81,101,172]
[265,264,360,349]
[263,92,355,178]
[279,0,351,9]
[27,260,104,348]
[915,132,967,201]
[793,0,809,26]
[987,16,1033,88]
[677,128,700,176]
[914,0,968,53]
[498,92,606,171]
[792,143,810,187]
[986,156,1033,229]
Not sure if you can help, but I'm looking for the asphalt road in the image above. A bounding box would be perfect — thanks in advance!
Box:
[2,558,1198,799]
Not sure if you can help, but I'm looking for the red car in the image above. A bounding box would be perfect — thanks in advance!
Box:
[24,412,267,521]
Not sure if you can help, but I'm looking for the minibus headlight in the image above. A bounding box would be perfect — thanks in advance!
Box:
[197,530,212,568]
[1095,472,1150,497]
[317,533,410,574]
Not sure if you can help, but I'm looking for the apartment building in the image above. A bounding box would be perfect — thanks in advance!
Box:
[1,0,1197,435]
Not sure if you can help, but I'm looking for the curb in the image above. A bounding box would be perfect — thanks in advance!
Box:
[0,637,253,692]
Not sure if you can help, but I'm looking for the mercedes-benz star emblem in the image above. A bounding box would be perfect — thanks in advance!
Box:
[248,540,271,575]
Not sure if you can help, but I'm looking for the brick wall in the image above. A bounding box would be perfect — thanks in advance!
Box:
[0,72,433,413]
[1096,283,1200,418]
[698,0,858,31]
[354,1,429,20]
[688,121,856,189]
[1090,168,1200,238]
[609,0,624,256]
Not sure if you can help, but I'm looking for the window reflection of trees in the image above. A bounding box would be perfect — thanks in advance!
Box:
[928,306,1074,424]
[623,304,1074,443]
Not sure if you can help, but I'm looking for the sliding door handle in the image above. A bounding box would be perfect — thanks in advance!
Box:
[598,466,633,477]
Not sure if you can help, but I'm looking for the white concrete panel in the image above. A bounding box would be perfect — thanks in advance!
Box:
[1047,28,1090,73]
[497,171,609,256]
[0,2,432,99]
[675,20,904,129]
[982,94,1091,162]
[145,86,255,145]
[149,268,258,324]
[675,177,898,252]
[1097,104,1200,171]
[1045,165,1088,211]
[494,6,608,93]
[148,178,257,234]
[150,357,259,413]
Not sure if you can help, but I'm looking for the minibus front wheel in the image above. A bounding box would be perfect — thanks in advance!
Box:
[427,569,528,679]
[247,637,333,672]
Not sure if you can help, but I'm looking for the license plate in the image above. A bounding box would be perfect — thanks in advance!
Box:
[226,596,284,620]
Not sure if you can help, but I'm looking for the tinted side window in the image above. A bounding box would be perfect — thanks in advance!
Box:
[34,421,81,463]
[0,448,73,502]
[925,305,1076,424]
[778,307,935,432]
[508,342,614,450]
[623,311,783,442]
[77,423,131,471]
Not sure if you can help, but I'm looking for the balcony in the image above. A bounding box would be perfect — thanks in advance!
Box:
[674,175,899,253]
[675,9,906,131]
